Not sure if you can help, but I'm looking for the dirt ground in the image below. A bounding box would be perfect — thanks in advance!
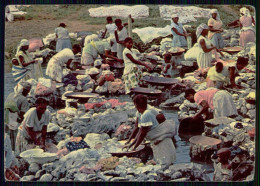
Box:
[5,17,105,53]
[4,15,105,72]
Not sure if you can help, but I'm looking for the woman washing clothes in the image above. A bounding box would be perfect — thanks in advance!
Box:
[239,7,255,47]
[123,95,176,168]
[16,39,43,81]
[206,62,230,89]
[171,14,190,48]
[55,23,72,52]
[46,44,81,82]
[15,98,50,155]
[122,37,152,94]
[5,81,31,151]
[184,88,238,119]
[81,39,123,66]
[207,57,249,89]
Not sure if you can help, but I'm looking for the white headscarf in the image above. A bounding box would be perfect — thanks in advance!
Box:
[14,81,31,97]
[16,39,29,56]
[240,7,251,17]
[196,23,208,39]
[94,59,102,67]
[210,9,221,20]
[171,13,178,18]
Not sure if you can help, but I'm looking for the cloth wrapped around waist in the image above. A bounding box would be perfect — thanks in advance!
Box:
[146,120,176,142]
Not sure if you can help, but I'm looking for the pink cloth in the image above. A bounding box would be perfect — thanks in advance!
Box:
[80,164,102,174]
[194,88,219,109]
[84,99,126,111]
[35,81,56,96]
[28,38,44,52]
[56,148,69,157]
[239,16,255,47]
[114,124,132,136]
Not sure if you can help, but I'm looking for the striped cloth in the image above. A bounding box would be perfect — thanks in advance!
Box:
[12,65,29,83]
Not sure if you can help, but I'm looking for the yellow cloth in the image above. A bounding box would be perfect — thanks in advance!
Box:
[16,51,43,80]
[207,66,229,82]
[208,18,223,39]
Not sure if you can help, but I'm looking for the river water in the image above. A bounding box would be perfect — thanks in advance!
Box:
[4,68,214,180]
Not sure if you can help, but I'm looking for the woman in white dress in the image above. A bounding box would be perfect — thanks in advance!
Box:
[171,14,190,47]
[55,23,72,52]
[122,37,152,94]
[196,23,216,74]
[46,44,81,82]
[115,19,128,60]
[16,39,43,81]
[15,98,51,155]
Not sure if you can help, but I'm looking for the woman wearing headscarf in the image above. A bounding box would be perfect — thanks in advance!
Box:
[171,14,190,48]
[196,23,216,74]
[208,9,224,49]
[124,95,176,168]
[55,23,72,52]
[46,44,81,82]
[16,39,43,81]
[239,7,255,47]
[15,98,50,155]
[4,81,31,151]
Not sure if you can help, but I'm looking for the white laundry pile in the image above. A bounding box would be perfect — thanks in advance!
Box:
[88,5,149,18]
[133,25,172,44]
[159,5,211,23]
[5,5,27,22]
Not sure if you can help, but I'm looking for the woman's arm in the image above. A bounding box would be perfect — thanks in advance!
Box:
[208,26,222,32]
[102,28,107,39]
[132,127,149,151]
[199,39,216,53]
[193,100,209,119]
[229,67,237,88]
[172,27,187,37]
[126,53,151,70]
[104,50,123,63]
[18,56,35,67]
[239,19,243,29]
[125,118,139,145]
[251,16,255,25]
[163,64,171,74]
[41,125,47,146]
[66,59,73,69]
[26,126,38,144]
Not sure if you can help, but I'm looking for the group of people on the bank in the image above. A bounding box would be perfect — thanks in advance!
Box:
[5,7,255,181]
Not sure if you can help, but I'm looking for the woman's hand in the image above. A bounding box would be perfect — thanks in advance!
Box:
[117,59,124,63]
[185,33,191,37]
[40,144,46,151]
[154,140,162,145]
[144,64,152,71]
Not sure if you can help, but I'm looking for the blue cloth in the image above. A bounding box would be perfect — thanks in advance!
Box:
[56,38,72,52]
[171,22,187,47]
[62,74,78,86]
[66,140,90,152]
[210,33,224,49]
[12,65,29,83]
